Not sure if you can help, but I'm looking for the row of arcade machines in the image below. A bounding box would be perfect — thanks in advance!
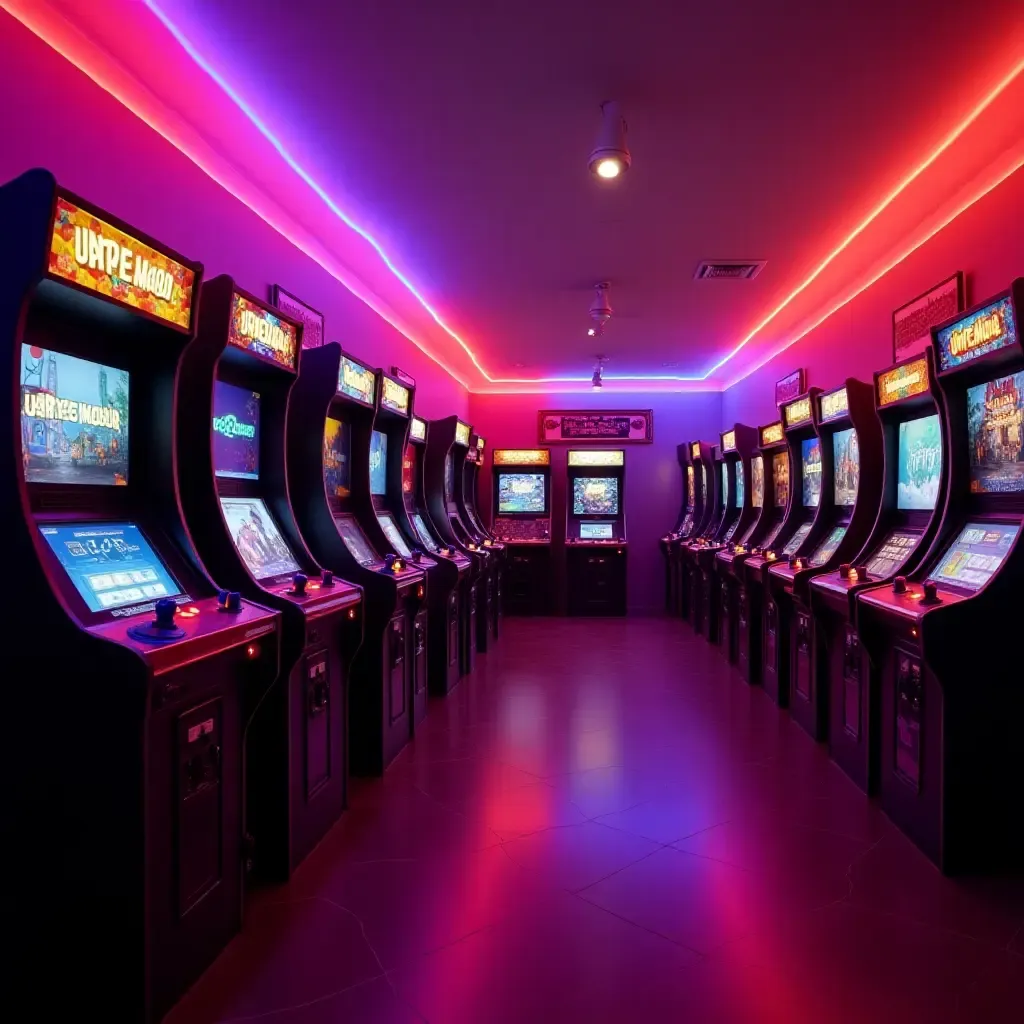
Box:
[662,277,1024,876]
[2,170,504,1022]
[488,449,629,615]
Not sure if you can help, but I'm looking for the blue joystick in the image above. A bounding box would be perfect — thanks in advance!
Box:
[218,590,242,612]
[154,598,177,630]
[384,553,397,572]
[128,597,185,643]
[292,572,308,596]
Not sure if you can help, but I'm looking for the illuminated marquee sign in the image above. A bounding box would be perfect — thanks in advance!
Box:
[493,449,550,466]
[48,195,196,329]
[819,388,849,421]
[568,450,624,467]
[539,409,652,443]
[721,430,736,453]
[760,422,784,446]
[338,356,375,405]
[228,294,298,370]
[477,436,486,450]
[691,442,701,458]
[409,417,427,441]
[455,421,472,446]
[878,356,929,406]
[784,397,812,426]
[380,377,410,415]
[936,295,1018,371]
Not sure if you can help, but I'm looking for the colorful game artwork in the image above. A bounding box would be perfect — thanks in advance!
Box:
[369,430,388,495]
[21,345,129,486]
[832,428,860,506]
[773,452,789,507]
[212,381,260,480]
[735,464,745,509]
[929,522,1018,592]
[801,437,822,507]
[573,477,619,515]
[751,456,764,508]
[498,473,546,514]
[866,530,920,578]
[227,293,297,370]
[897,415,942,510]
[687,466,695,506]
[219,497,300,581]
[967,372,1024,493]
[323,417,351,498]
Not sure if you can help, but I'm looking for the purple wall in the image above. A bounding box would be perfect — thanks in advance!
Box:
[0,13,467,421]
[469,391,723,614]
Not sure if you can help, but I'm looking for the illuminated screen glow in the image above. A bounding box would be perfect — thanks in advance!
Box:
[335,515,379,564]
[751,456,764,508]
[773,452,789,507]
[213,380,259,480]
[580,522,614,540]
[832,428,860,506]
[497,473,546,514]
[721,463,729,506]
[866,530,920,578]
[39,521,181,613]
[377,513,412,557]
[687,466,695,505]
[735,465,745,508]
[369,430,388,495]
[411,513,439,553]
[573,477,619,515]
[21,345,129,486]
[929,522,1018,591]
[323,416,351,498]
[967,372,1024,494]
[898,415,942,510]
[810,525,847,567]
[802,438,822,507]
[782,522,813,557]
[220,497,300,580]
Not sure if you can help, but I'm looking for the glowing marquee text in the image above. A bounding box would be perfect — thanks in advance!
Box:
[23,391,120,432]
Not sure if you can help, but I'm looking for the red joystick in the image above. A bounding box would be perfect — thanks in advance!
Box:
[839,563,851,578]
[892,576,907,595]
[922,581,941,604]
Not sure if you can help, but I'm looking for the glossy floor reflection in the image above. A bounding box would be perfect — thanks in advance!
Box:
[167,617,1024,1023]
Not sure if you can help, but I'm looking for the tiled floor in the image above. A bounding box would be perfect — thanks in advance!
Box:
[167,617,1024,1023]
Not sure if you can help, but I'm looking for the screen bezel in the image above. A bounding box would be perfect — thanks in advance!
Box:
[801,437,822,508]
[369,429,388,496]
[496,471,548,515]
[865,528,922,579]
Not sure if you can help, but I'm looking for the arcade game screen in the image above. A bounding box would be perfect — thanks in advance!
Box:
[866,530,920,578]
[809,525,847,567]
[721,464,729,506]
[573,477,619,515]
[402,444,418,498]
[929,522,1019,592]
[735,466,745,509]
[219,497,301,581]
[21,345,129,486]
[369,430,388,496]
[39,521,182,613]
[967,372,1024,494]
[411,513,439,553]
[687,466,694,505]
[782,522,813,557]
[213,381,260,481]
[335,515,379,565]
[580,522,614,540]
[801,438,822,507]
[898,415,943,510]
[377,513,412,557]
[751,456,764,508]
[445,456,455,500]
[497,472,546,514]
[832,428,860,506]
[323,417,351,499]
[773,453,789,506]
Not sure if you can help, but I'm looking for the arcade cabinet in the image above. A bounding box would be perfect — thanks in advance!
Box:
[371,369,460,697]
[490,448,554,614]
[666,443,704,616]
[565,449,628,615]
[679,440,715,621]
[465,433,492,538]
[287,344,428,774]
[176,278,363,882]
[857,281,1024,872]
[3,171,281,1022]
[660,443,696,613]
[684,443,725,638]
[462,431,505,639]
[810,351,945,792]
[706,424,758,652]
[403,414,476,680]
[767,380,883,739]
[426,415,497,654]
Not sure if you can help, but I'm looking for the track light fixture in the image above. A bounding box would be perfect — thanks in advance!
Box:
[588,101,630,179]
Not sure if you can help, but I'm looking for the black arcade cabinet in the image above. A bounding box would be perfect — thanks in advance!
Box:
[426,415,497,653]
[403,414,475,680]
[176,277,363,882]
[857,281,1024,872]
[565,449,628,615]
[660,443,696,613]
[287,344,428,774]
[679,440,715,621]
[766,380,883,739]
[731,420,790,684]
[463,432,505,639]
[3,171,281,1022]
[685,444,727,637]
[371,369,461,697]
[465,433,492,538]
[490,448,554,614]
[810,351,946,793]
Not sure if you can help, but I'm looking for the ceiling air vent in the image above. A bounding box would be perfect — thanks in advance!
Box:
[693,260,766,281]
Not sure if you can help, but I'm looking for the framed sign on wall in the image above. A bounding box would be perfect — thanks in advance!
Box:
[272,285,325,349]
[539,410,653,443]
[892,272,964,363]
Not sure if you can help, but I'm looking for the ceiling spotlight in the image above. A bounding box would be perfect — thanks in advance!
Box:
[587,327,596,337]
[588,101,630,179]
[592,355,606,390]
